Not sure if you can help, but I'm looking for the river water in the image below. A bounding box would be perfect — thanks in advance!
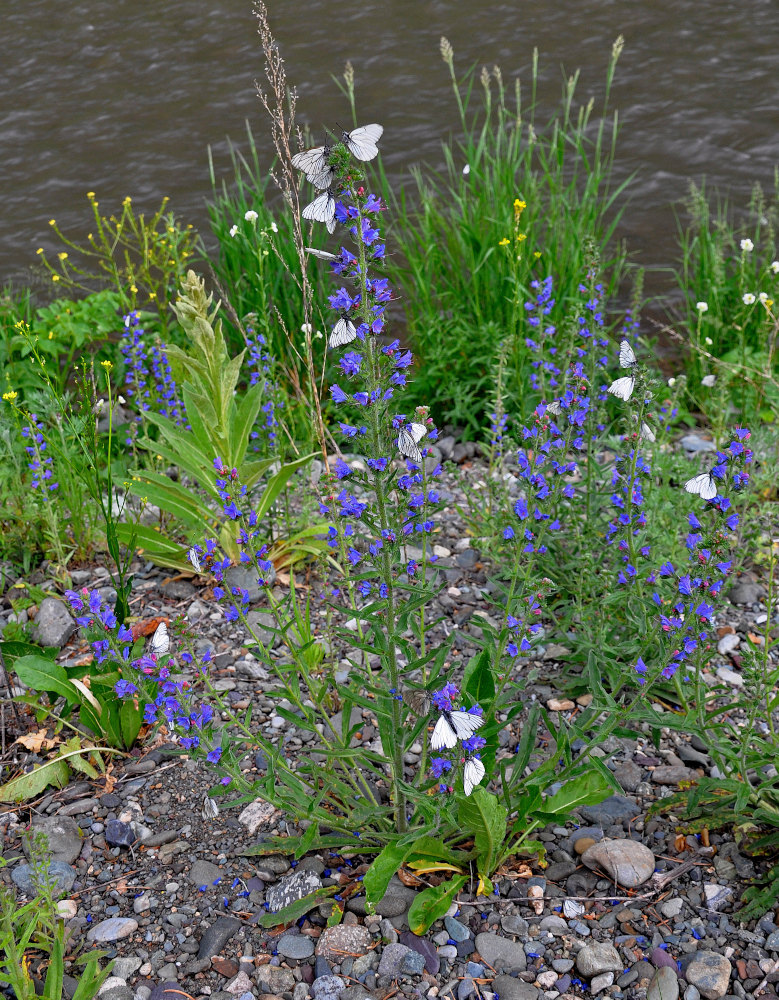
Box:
[3,0,779,306]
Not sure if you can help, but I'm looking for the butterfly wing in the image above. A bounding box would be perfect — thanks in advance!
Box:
[701,374,717,387]
[684,472,717,500]
[302,192,336,233]
[202,796,219,821]
[330,316,357,348]
[607,376,635,401]
[305,247,338,261]
[463,757,486,796]
[448,710,485,740]
[148,621,170,656]
[546,400,562,416]
[430,714,458,750]
[188,547,202,573]
[619,340,637,368]
[344,123,384,161]
[639,422,656,443]
[292,146,332,187]
[397,422,427,463]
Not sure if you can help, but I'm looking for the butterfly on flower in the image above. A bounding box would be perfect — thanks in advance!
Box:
[396,422,427,463]
[330,315,357,349]
[607,340,639,401]
[684,470,718,500]
[188,547,202,573]
[430,709,484,750]
[462,756,485,796]
[340,123,384,162]
[302,191,337,234]
[147,621,170,657]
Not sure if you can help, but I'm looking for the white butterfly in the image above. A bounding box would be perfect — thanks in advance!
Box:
[302,191,337,234]
[147,621,170,657]
[201,796,219,821]
[546,400,563,416]
[463,757,485,796]
[639,422,656,443]
[608,339,639,401]
[430,710,485,750]
[684,471,718,501]
[291,145,334,190]
[396,422,427,463]
[701,374,717,388]
[330,316,357,348]
[188,547,202,573]
[305,246,338,262]
[342,123,383,162]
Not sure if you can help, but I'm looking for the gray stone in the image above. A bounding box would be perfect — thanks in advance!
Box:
[703,883,732,911]
[490,976,538,1000]
[651,765,698,785]
[576,942,623,977]
[110,957,142,980]
[238,798,280,835]
[378,944,411,977]
[189,859,224,888]
[539,915,568,936]
[346,876,414,917]
[684,952,732,999]
[717,633,740,656]
[474,933,526,972]
[437,945,457,960]
[648,967,680,1000]
[766,929,779,951]
[680,434,716,453]
[591,973,615,994]
[458,979,476,1000]
[552,959,574,973]
[86,917,138,943]
[100,987,134,1000]
[197,916,241,959]
[316,924,372,961]
[224,972,254,997]
[32,598,74,648]
[659,898,684,919]
[728,581,765,605]
[311,975,345,1000]
[400,950,426,975]
[227,566,270,603]
[500,914,529,937]
[28,815,83,864]
[244,606,278,643]
[444,915,470,942]
[399,931,440,975]
[582,839,655,888]
[684,987,700,1000]
[11,861,75,896]
[256,967,295,993]
[277,933,316,960]
[579,795,640,825]
[614,761,643,792]
[105,819,136,847]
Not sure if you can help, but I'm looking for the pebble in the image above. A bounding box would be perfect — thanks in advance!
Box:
[703,882,733,911]
[659,898,684,919]
[399,931,440,974]
[311,975,346,1000]
[717,633,740,655]
[651,765,698,785]
[237,798,280,834]
[12,861,75,896]
[648,967,680,1000]
[378,944,412,977]
[490,975,539,1000]
[257,967,296,993]
[197,916,242,959]
[105,819,136,847]
[582,838,656,887]
[766,929,779,951]
[224,972,254,996]
[579,795,640,825]
[267,868,323,912]
[444,915,471,942]
[278,933,316,959]
[590,972,615,994]
[614,760,643,791]
[189,859,224,887]
[32,597,74,647]
[316,924,372,960]
[685,952,732,999]
[716,666,744,687]
[576,942,623,977]
[28,815,82,864]
[400,949,426,975]
[86,917,138,943]
[475,932,528,972]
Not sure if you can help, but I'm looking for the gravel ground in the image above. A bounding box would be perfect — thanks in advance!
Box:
[1,440,778,1000]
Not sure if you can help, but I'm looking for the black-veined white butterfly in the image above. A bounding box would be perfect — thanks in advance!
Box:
[639,422,656,443]
[188,547,202,573]
[546,400,563,416]
[291,145,334,190]
[430,710,484,750]
[341,123,383,162]
[305,246,338,262]
[330,316,357,348]
[684,471,718,501]
[608,339,639,401]
[396,422,427,464]
[701,374,717,388]
[201,795,219,821]
[147,621,170,657]
[463,757,485,796]
[302,191,337,234]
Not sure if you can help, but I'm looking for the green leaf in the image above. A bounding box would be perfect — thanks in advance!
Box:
[541,768,614,816]
[407,875,467,935]
[13,655,80,705]
[462,647,496,712]
[364,840,416,910]
[120,700,143,749]
[255,453,316,521]
[0,640,57,668]
[456,786,507,876]
[0,756,70,802]
[256,886,338,927]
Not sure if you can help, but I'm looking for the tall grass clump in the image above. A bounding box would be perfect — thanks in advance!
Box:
[373,36,631,433]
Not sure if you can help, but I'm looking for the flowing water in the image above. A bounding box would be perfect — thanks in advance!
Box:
[3,0,779,310]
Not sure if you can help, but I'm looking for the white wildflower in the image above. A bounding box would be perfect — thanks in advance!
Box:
[740,238,754,252]
[270,221,278,233]
[759,291,769,303]
[668,377,676,387]
[301,323,313,335]
[463,164,471,176]
[696,301,708,313]
[743,292,756,305]
[244,210,259,223]
[771,260,779,274]
[229,224,239,238]
[704,336,713,346]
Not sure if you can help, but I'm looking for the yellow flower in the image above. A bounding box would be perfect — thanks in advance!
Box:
[87,191,95,199]
[2,391,18,402]
[58,252,68,261]
[48,331,54,340]
[130,285,138,293]
[516,233,527,242]
[123,196,132,205]
[499,238,510,246]
[48,219,56,226]
[534,251,542,259]
[36,248,44,255]
[52,274,60,282]
[514,199,526,210]
[149,291,157,300]
[101,359,113,370]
